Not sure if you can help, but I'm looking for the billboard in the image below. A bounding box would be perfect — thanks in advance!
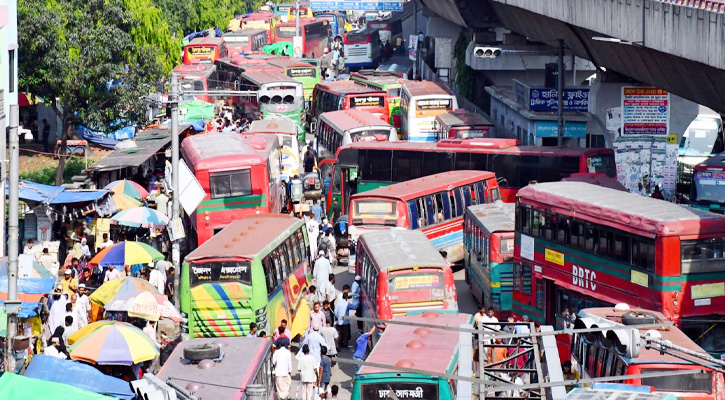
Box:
[621,87,669,135]
[310,1,402,11]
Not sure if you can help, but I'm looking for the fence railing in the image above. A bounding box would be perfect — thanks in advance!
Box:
[660,0,725,13]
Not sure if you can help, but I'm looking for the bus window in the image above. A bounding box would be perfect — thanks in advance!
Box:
[424,196,435,225]
[210,169,252,198]
[585,344,597,377]
[408,201,419,229]
[263,257,275,296]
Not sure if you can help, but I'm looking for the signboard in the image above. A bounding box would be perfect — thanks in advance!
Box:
[293,36,303,58]
[189,262,251,286]
[434,37,452,69]
[23,212,37,240]
[188,46,213,55]
[351,96,385,108]
[166,159,206,216]
[416,98,452,110]
[408,35,418,61]
[310,1,402,11]
[520,234,534,261]
[361,382,438,400]
[621,87,670,135]
[528,88,589,112]
[35,208,52,243]
[613,135,677,201]
[18,254,34,279]
[606,107,622,133]
[533,121,587,138]
[286,68,317,78]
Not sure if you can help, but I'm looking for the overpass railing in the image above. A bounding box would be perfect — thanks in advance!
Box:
[662,0,725,13]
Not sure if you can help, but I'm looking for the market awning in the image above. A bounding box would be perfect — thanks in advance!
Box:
[50,189,107,204]
[0,373,115,400]
[11,180,107,205]
[25,355,135,399]
[86,126,176,173]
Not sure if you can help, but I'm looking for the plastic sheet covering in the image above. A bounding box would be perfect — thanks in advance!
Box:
[0,372,116,400]
[25,355,135,399]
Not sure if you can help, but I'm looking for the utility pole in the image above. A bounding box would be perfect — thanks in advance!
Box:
[413,0,418,80]
[171,76,181,308]
[0,104,6,257]
[295,0,300,36]
[557,39,564,146]
[5,105,20,372]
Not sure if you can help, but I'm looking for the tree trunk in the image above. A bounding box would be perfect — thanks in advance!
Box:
[54,117,71,186]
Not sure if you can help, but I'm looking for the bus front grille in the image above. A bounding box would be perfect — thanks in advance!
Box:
[390,301,445,316]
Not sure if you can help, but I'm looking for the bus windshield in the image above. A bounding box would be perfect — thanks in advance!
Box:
[224,35,250,43]
[346,34,369,43]
[350,95,385,108]
[276,26,296,38]
[287,67,317,79]
[640,369,712,393]
[694,170,725,203]
[189,261,251,286]
[180,78,204,91]
[388,269,444,292]
[680,118,721,156]
[351,129,392,142]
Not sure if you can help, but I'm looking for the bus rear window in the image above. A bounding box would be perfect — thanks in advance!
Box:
[189,261,251,286]
[351,129,392,142]
[368,23,389,30]
[276,26,296,38]
[388,88,401,97]
[586,155,616,177]
[641,369,712,393]
[389,271,444,292]
[224,35,249,43]
[187,46,214,55]
[210,169,252,198]
[346,34,369,43]
[354,200,396,217]
[500,237,514,254]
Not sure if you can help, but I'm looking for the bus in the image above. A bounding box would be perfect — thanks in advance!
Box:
[572,307,725,400]
[344,28,382,69]
[286,5,313,20]
[181,133,283,245]
[223,28,268,56]
[691,154,725,214]
[400,80,458,142]
[512,181,725,360]
[267,58,321,104]
[434,109,495,140]
[351,311,473,400]
[367,20,392,43]
[376,60,413,79]
[173,64,219,103]
[350,71,404,128]
[241,12,280,42]
[310,80,388,129]
[314,12,347,35]
[183,36,228,65]
[155,336,274,400]
[464,202,515,316]
[237,69,306,137]
[275,19,329,58]
[677,108,723,198]
[315,109,397,160]
[324,139,616,215]
[356,229,458,332]
[247,119,300,181]
[349,170,501,263]
[273,2,296,22]
[181,214,311,338]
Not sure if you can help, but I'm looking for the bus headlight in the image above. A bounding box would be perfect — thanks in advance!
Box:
[256,314,267,323]
[256,307,266,315]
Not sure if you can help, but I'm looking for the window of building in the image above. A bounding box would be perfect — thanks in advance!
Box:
[8,50,14,93]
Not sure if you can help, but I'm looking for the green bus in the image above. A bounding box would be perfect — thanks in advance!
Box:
[181,214,312,339]
[268,58,321,107]
[352,311,473,400]
[350,70,404,131]
[464,202,515,317]
[238,69,306,141]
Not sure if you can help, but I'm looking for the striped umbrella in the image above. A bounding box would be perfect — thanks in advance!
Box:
[108,193,142,212]
[69,322,159,365]
[67,320,124,345]
[111,207,169,228]
[89,276,161,307]
[89,241,164,268]
[105,290,182,322]
[104,179,149,201]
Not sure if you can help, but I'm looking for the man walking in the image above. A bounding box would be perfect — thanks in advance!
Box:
[272,341,293,399]
[353,326,376,379]
[298,344,319,400]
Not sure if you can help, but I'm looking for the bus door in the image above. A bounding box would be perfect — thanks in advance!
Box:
[327,162,346,217]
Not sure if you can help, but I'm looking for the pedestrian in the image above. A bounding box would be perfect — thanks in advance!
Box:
[319,346,332,392]
[307,217,319,256]
[23,239,39,259]
[148,262,166,294]
[272,319,292,342]
[334,293,352,348]
[481,307,500,343]
[50,326,70,358]
[324,231,337,267]
[303,323,327,363]
[144,320,160,347]
[74,284,90,328]
[298,344,319,400]
[78,267,93,287]
[351,276,362,331]
[104,264,122,282]
[313,252,332,296]
[311,200,323,224]
[62,315,77,344]
[165,267,175,299]
[320,319,338,357]
[330,385,339,400]
[353,326,376,378]
[98,233,113,251]
[48,290,68,333]
[43,337,66,359]
[331,199,342,224]
[562,360,580,392]
[309,302,326,335]
[272,341,293,399]
[273,326,291,349]
[37,248,55,272]
[248,322,259,337]
[303,150,316,173]
[42,119,51,152]
[322,300,335,326]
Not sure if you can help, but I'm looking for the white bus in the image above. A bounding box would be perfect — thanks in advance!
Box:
[343,28,382,69]
[246,119,300,181]
[315,109,397,160]
[399,80,458,142]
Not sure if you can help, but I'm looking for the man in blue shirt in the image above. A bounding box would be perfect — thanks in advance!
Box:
[323,173,331,197]
[302,323,327,363]
[311,200,323,224]
[353,325,376,377]
[351,275,362,330]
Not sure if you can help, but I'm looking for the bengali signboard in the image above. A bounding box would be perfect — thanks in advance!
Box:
[621,87,669,135]
[361,383,438,400]
[310,1,402,11]
[528,88,589,112]
[189,262,251,285]
[434,37,452,69]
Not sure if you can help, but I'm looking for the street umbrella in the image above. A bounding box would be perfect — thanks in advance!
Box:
[107,192,142,212]
[89,276,160,307]
[111,206,169,228]
[104,179,149,201]
[89,241,164,268]
[67,320,120,345]
[105,290,182,322]
[69,322,159,365]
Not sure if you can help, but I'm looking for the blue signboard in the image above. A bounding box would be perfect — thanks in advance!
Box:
[534,121,587,138]
[528,88,589,112]
[310,1,403,11]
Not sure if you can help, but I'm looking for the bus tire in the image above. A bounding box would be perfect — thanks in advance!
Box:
[183,344,221,361]
[621,311,658,326]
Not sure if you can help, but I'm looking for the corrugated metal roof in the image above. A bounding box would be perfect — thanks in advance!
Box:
[87,126,176,172]
[358,229,449,271]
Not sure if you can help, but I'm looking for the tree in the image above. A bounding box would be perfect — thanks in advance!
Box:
[18,0,179,184]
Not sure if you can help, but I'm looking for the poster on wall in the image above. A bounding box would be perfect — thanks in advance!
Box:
[621,87,669,135]
[613,136,676,201]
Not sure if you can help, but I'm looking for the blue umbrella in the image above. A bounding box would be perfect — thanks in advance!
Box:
[110,206,169,228]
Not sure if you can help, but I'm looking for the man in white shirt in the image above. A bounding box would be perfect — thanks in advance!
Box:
[97,233,113,251]
[23,239,40,260]
[320,319,339,357]
[297,344,319,400]
[104,265,122,282]
[313,251,332,298]
[37,248,56,271]
[143,320,160,347]
[148,262,166,294]
[74,284,91,328]
[43,337,66,359]
[480,307,500,351]
[155,192,169,216]
[272,342,293,399]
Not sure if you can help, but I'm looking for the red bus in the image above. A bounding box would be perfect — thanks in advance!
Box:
[355,229,458,334]
[173,64,219,103]
[223,28,268,56]
[314,108,397,160]
[366,20,392,42]
[311,80,388,129]
[183,36,228,65]
[323,138,616,216]
[181,133,283,245]
[513,181,725,361]
[274,19,329,58]
[349,170,500,264]
[434,109,495,140]
[241,12,280,42]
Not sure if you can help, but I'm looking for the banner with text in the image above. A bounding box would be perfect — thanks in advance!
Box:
[310,1,402,11]
[621,87,670,135]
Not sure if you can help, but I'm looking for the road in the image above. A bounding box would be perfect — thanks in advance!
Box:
[287,263,478,399]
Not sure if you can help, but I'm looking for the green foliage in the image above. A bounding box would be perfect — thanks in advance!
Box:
[20,158,88,185]
[153,0,257,38]
[454,31,474,100]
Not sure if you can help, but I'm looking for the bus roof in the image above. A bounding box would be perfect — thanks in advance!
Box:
[241,69,300,85]
[466,203,515,236]
[578,307,713,365]
[695,153,725,170]
[224,28,267,36]
[316,80,386,95]
[243,12,276,21]
[276,18,320,27]
[320,109,392,133]
[360,311,473,375]
[181,133,274,172]
[156,336,269,399]
[402,80,454,98]
[185,214,302,261]
[173,64,216,78]
[351,170,496,203]
[188,36,225,46]
[248,119,297,135]
[350,71,404,86]
[267,57,317,69]
[436,109,493,128]
[359,229,450,271]
[518,182,725,237]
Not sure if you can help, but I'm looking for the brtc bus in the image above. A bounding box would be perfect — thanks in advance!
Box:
[315,109,397,160]
[325,138,616,215]
[311,80,388,129]
[275,19,329,58]
[238,69,306,137]
[352,311,473,400]
[464,202,515,316]
[434,109,495,140]
[400,80,458,141]
[155,336,273,400]
[344,28,382,69]
[246,118,300,181]
[349,171,501,263]
[572,307,725,400]
[173,64,219,103]
[181,214,311,339]
[181,133,282,245]
[183,36,228,64]
[512,181,725,360]
[350,71,404,128]
[223,28,268,56]
[691,153,725,214]
[356,230,458,333]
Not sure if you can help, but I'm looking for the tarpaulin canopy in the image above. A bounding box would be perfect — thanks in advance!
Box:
[12,180,107,205]
[0,373,116,400]
[25,355,135,400]
[0,257,55,319]
[51,190,108,204]
[179,99,216,122]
